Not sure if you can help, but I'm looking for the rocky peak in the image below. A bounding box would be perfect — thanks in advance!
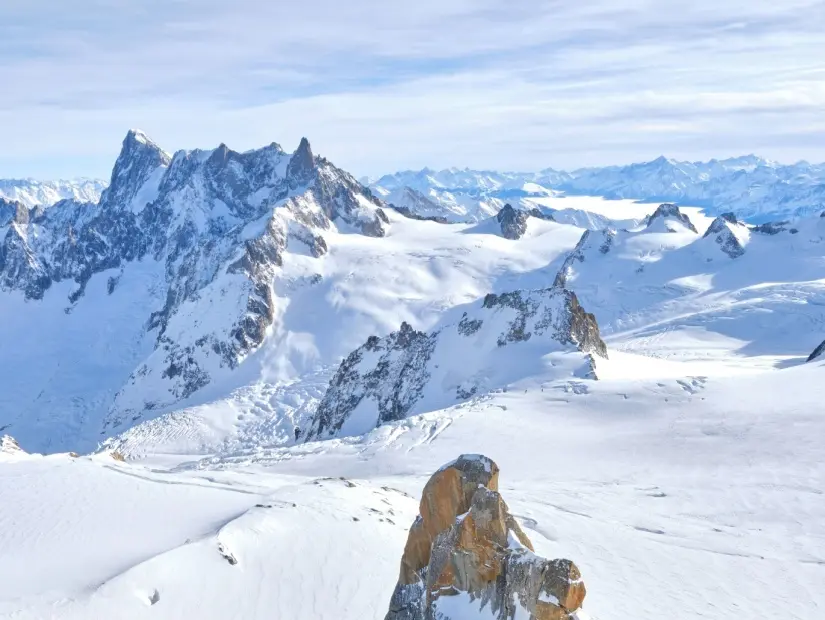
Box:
[496,203,529,240]
[101,129,172,208]
[1,130,392,440]
[385,455,587,620]
[645,203,698,233]
[287,137,316,184]
[703,213,749,258]
[0,198,28,228]
[0,198,23,226]
[306,285,607,440]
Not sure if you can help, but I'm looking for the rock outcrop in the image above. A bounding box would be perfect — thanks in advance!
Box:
[496,204,529,240]
[554,229,616,288]
[306,286,607,439]
[808,340,825,363]
[703,212,749,258]
[385,455,587,620]
[645,203,698,233]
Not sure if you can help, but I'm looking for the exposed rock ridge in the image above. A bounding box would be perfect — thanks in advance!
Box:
[496,204,529,240]
[703,212,748,258]
[307,286,607,439]
[554,229,616,288]
[385,455,587,620]
[808,339,825,363]
[0,131,391,432]
[645,203,698,233]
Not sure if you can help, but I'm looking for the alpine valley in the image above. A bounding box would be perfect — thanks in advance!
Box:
[0,132,822,620]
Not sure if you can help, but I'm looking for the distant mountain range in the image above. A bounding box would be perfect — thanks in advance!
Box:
[0,178,106,207]
[5,154,823,224]
[370,155,825,223]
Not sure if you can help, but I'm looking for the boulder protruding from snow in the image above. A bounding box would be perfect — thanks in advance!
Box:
[645,203,698,233]
[385,454,587,620]
[306,286,607,439]
[703,212,749,258]
[496,204,529,240]
[808,340,825,363]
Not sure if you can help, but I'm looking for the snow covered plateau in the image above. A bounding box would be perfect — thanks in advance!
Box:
[0,134,823,620]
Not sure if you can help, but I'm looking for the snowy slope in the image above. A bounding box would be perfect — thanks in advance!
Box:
[0,178,106,207]
[557,207,825,367]
[2,355,823,620]
[2,153,825,620]
[306,285,606,440]
[102,214,589,458]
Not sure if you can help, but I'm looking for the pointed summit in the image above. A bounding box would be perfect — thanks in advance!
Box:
[496,203,529,240]
[702,212,749,258]
[645,203,698,233]
[286,137,316,183]
[101,130,172,208]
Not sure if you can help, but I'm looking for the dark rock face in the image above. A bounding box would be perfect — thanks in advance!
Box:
[286,137,316,184]
[308,322,439,438]
[482,289,607,358]
[808,340,825,362]
[0,131,391,431]
[306,286,607,439]
[102,129,172,209]
[528,207,556,221]
[645,203,698,233]
[751,220,791,235]
[0,198,20,226]
[496,204,529,240]
[703,213,747,258]
[385,455,587,620]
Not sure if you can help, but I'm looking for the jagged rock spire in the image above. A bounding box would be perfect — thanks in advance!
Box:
[287,137,316,183]
[100,129,171,208]
[385,455,587,620]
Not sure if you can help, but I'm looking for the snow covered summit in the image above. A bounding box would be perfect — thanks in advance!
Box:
[0,130,389,451]
[0,178,107,208]
[307,285,606,440]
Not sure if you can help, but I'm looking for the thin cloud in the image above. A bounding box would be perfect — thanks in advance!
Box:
[0,0,823,177]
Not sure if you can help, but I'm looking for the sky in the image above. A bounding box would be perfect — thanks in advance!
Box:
[1,0,824,180]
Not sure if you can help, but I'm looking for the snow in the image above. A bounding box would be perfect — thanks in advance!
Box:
[0,178,107,207]
[2,354,824,619]
[2,148,825,620]
[372,156,825,224]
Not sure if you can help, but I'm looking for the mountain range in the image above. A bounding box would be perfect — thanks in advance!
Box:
[0,178,106,207]
[370,155,825,224]
[2,132,824,620]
